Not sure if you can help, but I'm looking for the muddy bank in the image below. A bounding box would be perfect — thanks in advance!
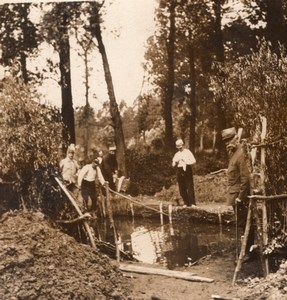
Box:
[0,211,130,300]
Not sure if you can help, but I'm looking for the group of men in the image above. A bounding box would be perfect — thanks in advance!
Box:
[173,127,255,262]
[59,145,118,213]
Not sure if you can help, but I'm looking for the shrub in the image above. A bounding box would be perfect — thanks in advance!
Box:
[0,77,63,209]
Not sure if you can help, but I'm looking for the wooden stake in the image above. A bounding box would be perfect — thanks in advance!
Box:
[262,201,269,274]
[168,204,173,224]
[159,202,163,225]
[232,199,253,285]
[130,202,134,219]
[105,182,120,262]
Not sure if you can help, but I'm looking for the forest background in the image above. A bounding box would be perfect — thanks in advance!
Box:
[0,0,287,200]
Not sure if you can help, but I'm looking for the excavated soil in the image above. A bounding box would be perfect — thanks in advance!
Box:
[0,211,130,300]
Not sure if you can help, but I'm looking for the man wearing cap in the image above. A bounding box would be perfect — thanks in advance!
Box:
[59,145,80,190]
[172,139,196,207]
[78,158,106,212]
[221,127,255,262]
[101,146,118,191]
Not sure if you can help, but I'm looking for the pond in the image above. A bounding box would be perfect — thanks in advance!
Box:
[94,217,236,270]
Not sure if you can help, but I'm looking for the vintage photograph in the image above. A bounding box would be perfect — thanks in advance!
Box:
[0,0,287,299]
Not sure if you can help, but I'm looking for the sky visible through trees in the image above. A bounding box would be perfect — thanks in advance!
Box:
[0,0,157,109]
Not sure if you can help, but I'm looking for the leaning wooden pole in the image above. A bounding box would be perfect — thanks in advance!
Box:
[54,177,96,248]
[232,199,253,286]
[105,182,120,262]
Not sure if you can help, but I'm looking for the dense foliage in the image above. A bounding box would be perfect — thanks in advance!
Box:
[212,41,287,194]
[0,78,63,208]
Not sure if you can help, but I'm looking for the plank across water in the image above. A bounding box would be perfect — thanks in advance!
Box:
[119,263,214,283]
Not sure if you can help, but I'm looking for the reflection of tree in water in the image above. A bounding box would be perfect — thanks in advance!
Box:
[163,225,205,270]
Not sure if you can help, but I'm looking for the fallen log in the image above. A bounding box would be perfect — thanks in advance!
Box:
[119,263,214,283]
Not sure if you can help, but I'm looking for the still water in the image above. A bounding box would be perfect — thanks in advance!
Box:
[94,218,236,269]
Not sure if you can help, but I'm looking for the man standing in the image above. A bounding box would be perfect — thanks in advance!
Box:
[101,146,118,191]
[172,139,196,207]
[77,158,105,212]
[59,145,80,191]
[221,127,255,261]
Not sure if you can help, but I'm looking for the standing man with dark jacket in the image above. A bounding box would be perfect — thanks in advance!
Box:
[221,127,255,262]
[172,139,196,207]
[101,146,118,191]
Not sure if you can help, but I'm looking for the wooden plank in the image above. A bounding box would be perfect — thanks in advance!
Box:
[119,263,214,283]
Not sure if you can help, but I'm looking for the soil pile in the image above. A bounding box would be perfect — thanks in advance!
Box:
[0,211,130,300]
[237,260,287,300]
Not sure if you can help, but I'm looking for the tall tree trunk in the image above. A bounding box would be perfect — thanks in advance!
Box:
[266,0,286,49]
[92,14,127,176]
[19,4,29,84]
[188,45,196,153]
[59,34,75,145]
[164,0,176,152]
[213,0,226,155]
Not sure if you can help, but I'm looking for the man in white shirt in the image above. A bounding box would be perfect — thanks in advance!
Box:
[59,147,80,190]
[78,159,106,212]
[172,139,196,207]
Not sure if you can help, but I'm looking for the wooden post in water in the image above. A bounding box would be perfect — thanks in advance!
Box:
[130,202,134,219]
[105,182,120,262]
[168,204,174,236]
[159,202,163,225]
[168,204,173,224]
[218,207,222,226]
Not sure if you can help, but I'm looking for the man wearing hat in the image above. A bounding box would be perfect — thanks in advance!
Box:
[101,146,118,191]
[172,139,196,207]
[59,144,80,190]
[221,127,255,262]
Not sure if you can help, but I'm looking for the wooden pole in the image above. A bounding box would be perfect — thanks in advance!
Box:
[259,116,269,275]
[218,207,222,226]
[160,202,163,225]
[130,202,134,219]
[54,177,96,248]
[168,204,173,224]
[253,203,267,277]
[262,201,269,274]
[105,182,120,262]
[232,199,253,286]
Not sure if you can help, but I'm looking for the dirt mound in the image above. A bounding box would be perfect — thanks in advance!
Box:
[0,211,130,300]
[237,260,287,300]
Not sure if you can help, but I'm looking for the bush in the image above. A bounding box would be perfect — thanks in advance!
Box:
[126,149,174,195]
[0,77,63,208]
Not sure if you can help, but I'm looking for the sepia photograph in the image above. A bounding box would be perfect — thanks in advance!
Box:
[0,0,287,299]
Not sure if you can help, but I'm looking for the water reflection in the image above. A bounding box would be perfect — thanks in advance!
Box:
[94,218,234,270]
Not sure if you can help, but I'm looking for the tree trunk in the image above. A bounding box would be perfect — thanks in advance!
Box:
[266,0,286,49]
[164,0,176,152]
[92,14,127,176]
[59,34,75,145]
[19,4,29,84]
[213,0,226,155]
[188,44,196,153]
